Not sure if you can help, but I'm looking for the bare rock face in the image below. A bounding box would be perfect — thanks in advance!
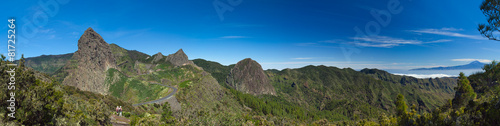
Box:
[152,52,164,63]
[165,49,194,66]
[226,58,276,95]
[62,27,117,94]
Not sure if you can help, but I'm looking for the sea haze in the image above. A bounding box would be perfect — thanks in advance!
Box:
[383,69,484,79]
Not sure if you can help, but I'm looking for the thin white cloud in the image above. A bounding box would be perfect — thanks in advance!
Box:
[393,73,456,78]
[48,35,56,39]
[220,36,247,39]
[451,59,492,63]
[350,36,449,48]
[425,39,452,43]
[291,57,314,60]
[296,43,317,46]
[319,39,344,43]
[409,28,484,40]
[353,36,421,44]
[354,42,399,48]
[440,27,464,31]
[39,28,55,34]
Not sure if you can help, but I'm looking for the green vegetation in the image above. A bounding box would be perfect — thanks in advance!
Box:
[51,56,79,82]
[129,103,175,125]
[229,88,310,120]
[0,57,108,125]
[110,43,150,76]
[179,80,192,88]
[0,57,63,125]
[105,68,169,103]
[277,66,455,118]
[193,59,235,87]
[17,53,73,74]
[193,59,458,124]
[452,72,477,108]
[161,102,175,123]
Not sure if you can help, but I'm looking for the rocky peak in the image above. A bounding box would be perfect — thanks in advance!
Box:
[75,27,116,70]
[152,52,164,63]
[226,58,276,95]
[176,49,185,55]
[165,49,193,66]
[62,27,116,94]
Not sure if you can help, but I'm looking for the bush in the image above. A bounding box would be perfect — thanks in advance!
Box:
[124,112,131,118]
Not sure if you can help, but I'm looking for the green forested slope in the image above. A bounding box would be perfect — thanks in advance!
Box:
[194,60,458,122]
[19,53,73,74]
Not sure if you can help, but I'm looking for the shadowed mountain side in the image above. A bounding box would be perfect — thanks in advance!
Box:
[226,58,276,95]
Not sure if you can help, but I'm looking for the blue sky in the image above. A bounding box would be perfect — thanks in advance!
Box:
[2,0,500,70]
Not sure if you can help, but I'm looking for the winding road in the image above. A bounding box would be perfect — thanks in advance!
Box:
[132,83,178,106]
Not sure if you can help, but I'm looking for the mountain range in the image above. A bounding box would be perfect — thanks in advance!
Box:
[411,61,486,70]
[6,27,463,125]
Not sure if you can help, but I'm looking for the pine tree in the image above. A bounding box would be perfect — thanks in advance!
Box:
[1,54,5,61]
[452,72,476,108]
[479,0,500,40]
[395,94,408,116]
[395,94,412,125]
[19,54,25,68]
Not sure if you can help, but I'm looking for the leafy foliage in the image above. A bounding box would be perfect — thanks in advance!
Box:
[452,72,476,108]
[479,0,500,40]
[0,59,64,125]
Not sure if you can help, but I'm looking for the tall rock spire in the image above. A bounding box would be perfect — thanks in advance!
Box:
[62,27,117,94]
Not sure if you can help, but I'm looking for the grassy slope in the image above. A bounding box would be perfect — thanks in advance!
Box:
[110,43,150,76]
[105,68,169,103]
